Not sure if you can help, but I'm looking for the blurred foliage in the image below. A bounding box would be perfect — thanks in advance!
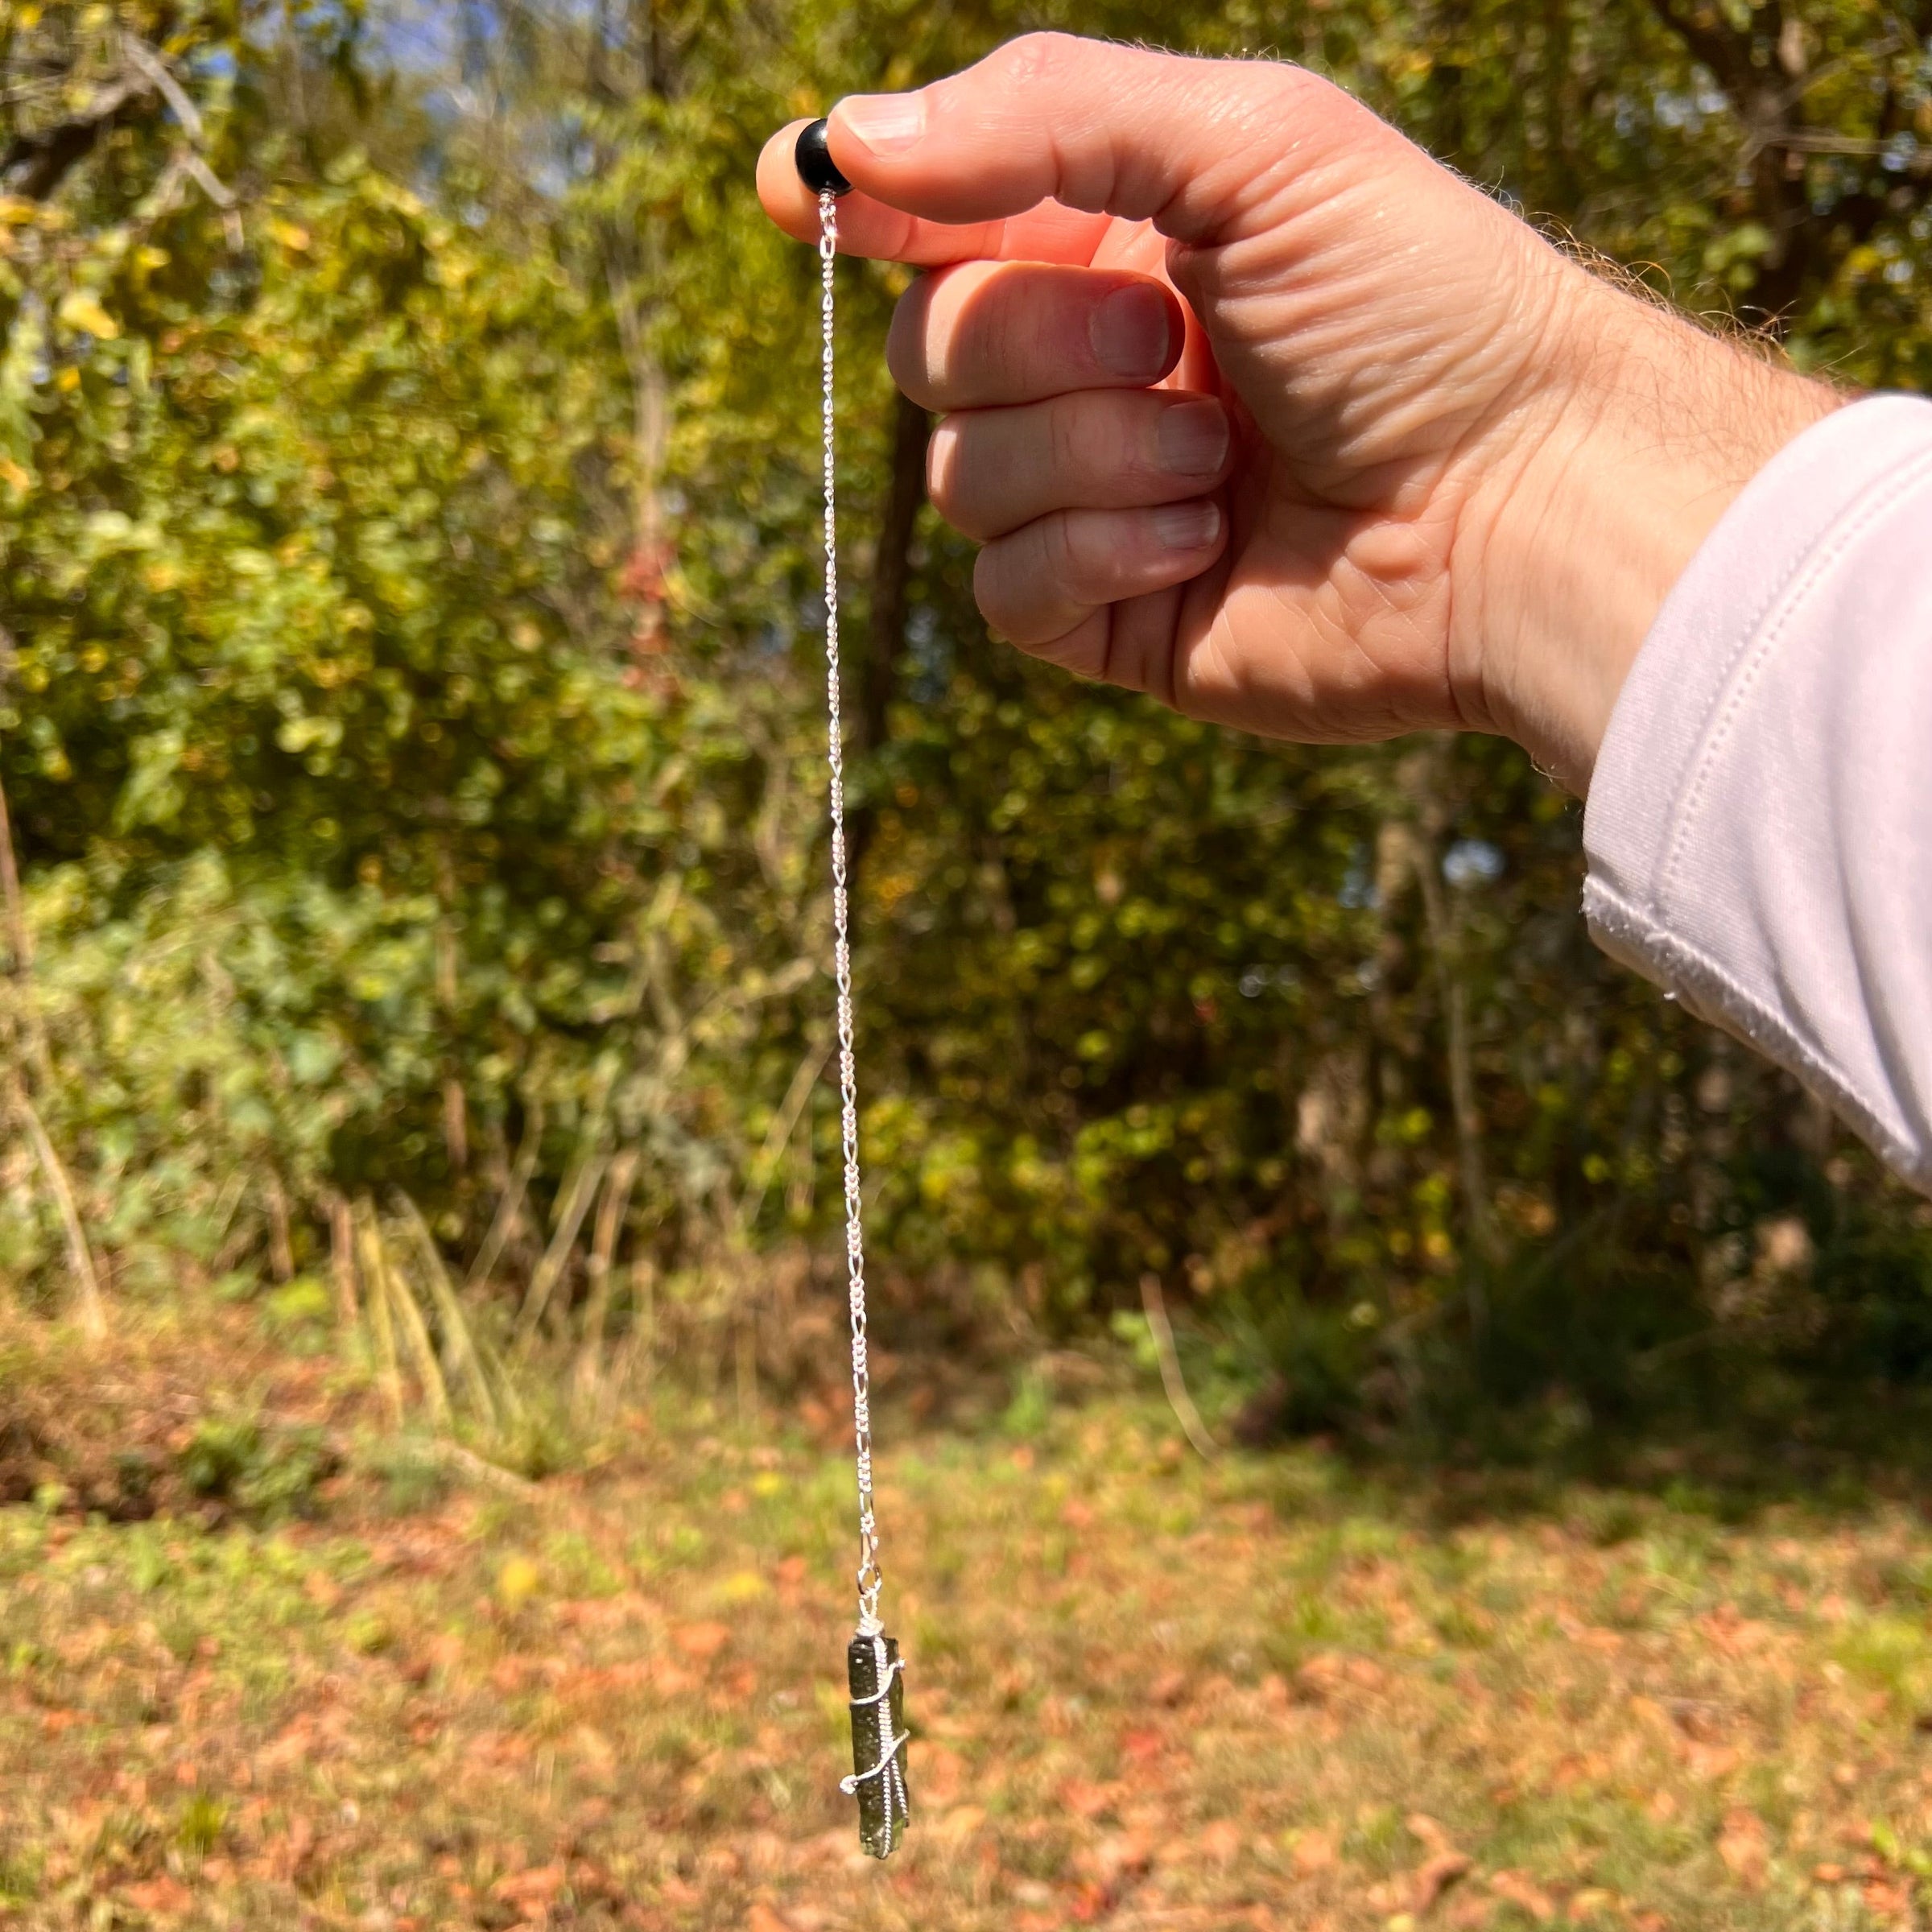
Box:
[1,0,1930,1449]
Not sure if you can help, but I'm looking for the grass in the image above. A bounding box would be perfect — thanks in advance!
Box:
[5,1308,1932,1926]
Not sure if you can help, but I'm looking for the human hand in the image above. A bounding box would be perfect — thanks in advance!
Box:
[758,35,1835,793]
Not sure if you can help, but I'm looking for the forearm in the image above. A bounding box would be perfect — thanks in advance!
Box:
[1451,263,1841,795]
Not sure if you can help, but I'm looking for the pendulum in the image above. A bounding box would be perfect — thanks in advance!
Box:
[800,112,912,1865]
[845,1624,909,1859]
[798,114,912,1861]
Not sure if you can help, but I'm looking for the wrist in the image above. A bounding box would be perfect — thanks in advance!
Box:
[1453,272,1841,794]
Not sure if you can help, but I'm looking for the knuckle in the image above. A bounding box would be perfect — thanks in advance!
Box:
[1045,395,1088,481]
[1250,60,1358,142]
[924,418,956,513]
[884,282,940,408]
[1038,510,1089,589]
[975,525,1063,642]
[992,31,1081,84]
[925,419,978,533]
[971,544,1019,635]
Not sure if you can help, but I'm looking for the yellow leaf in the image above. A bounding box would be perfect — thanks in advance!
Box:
[717,1568,768,1604]
[268,218,312,252]
[56,366,80,393]
[496,1554,541,1611]
[0,458,29,494]
[56,291,119,341]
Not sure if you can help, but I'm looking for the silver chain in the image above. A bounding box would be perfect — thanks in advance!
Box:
[819,190,884,1637]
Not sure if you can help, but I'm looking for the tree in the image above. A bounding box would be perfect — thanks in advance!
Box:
[1,0,1927,1439]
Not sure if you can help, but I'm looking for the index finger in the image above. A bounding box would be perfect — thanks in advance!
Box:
[756,118,1112,266]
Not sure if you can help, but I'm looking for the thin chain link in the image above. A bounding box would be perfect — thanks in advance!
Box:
[819,191,884,1637]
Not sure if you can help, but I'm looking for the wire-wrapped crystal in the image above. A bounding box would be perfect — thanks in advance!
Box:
[841,1629,910,1859]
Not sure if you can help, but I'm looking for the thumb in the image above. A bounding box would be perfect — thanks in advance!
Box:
[826,35,1386,244]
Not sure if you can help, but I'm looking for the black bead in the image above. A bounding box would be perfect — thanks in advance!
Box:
[795,118,852,197]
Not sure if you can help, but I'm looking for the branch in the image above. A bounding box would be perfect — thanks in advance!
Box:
[844,389,931,886]
[1645,0,1755,99]
[119,32,204,146]
[0,758,54,1095]
[1,69,152,201]
[1,35,232,224]
[182,151,244,250]
[9,1074,105,1338]
[1140,1273,1217,1460]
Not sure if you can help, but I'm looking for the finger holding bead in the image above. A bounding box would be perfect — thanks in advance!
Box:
[758,118,1115,266]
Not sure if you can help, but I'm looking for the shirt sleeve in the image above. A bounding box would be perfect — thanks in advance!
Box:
[1583,392,1932,1193]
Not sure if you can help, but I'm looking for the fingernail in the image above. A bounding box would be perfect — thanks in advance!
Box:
[1156,399,1229,477]
[838,93,927,155]
[1089,284,1171,380]
[1153,501,1221,551]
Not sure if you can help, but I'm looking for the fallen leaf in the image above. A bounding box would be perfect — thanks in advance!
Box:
[1406,1814,1456,1858]
[1487,1870,1556,1923]
[1292,1827,1339,1875]
[1717,1808,1769,1889]
[1412,1850,1472,1913]
[1199,1819,1241,1861]
[933,1804,986,1843]
[496,1555,542,1611]
[493,1862,565,1907]
[122,1876,194,1915]
[1686,1742,1743,1781]
[1059,1778,1116,1820]
[672,1620,731,1662]
[1069,1879,1110,1922]
[1150,1667,1189,1706]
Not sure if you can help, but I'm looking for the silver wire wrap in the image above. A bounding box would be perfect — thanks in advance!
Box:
[840,1645,910,1792]
[846,1652,905,1708]
[840,1726,914,1794]
[819,189,885,1639]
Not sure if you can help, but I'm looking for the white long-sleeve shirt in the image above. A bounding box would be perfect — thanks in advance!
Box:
[1584,394,1932,1191]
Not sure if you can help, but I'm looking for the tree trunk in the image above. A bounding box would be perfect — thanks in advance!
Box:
[844,388,930,885]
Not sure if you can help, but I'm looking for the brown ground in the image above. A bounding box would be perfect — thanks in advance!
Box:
[4,1302,1932,1928]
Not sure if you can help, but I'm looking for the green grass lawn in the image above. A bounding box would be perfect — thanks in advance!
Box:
[5,1306,1932,1928]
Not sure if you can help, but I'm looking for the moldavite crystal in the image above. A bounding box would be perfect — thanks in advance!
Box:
[845,1631,910,1858]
